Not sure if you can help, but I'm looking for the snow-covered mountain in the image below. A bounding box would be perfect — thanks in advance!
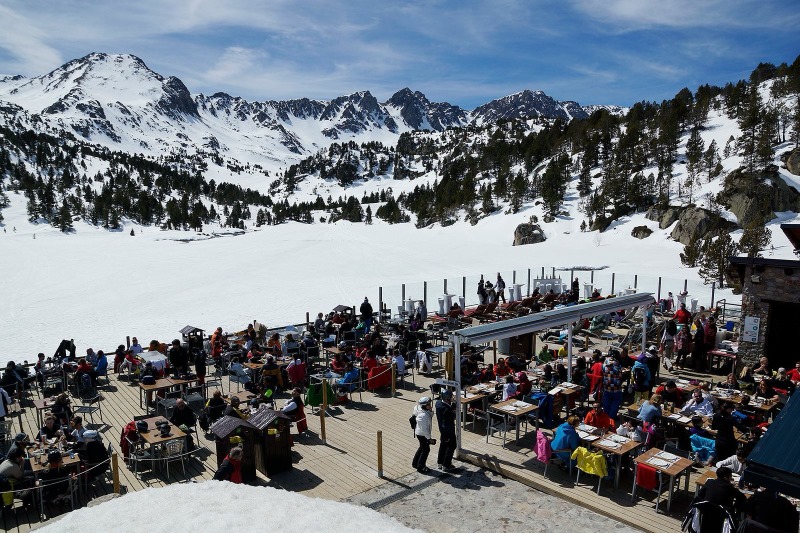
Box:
[0,53,610,167]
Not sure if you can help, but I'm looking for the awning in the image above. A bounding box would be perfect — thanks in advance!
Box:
[453,292,655,344]
[743,394,800,498]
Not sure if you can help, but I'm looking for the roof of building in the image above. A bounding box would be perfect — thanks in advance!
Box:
[781,223,800,252]
[179,325,205,336]
[209,415,256,438]
[247,405,291,430]
[743,394,800,498]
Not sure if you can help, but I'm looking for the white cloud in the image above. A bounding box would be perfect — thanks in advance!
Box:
[0,5,62,75]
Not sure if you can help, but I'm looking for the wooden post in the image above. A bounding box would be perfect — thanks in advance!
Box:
[684,279,688,293]
[379,286,383,323]
[634,275,638,289]
[377,431,384,478]
[112,452,120,494]
[611,273,616,294]
[305,312,310,328]
[402,283,406,302]
[527,268,531,296]
[444,279,447,294]
[462,276,466,299]
[391,364,396,396]
[126,336,130,349]
[711,282,716,309]
[591,270,594,283]
[320,382,328,444]
[657,277,662,301]
[493,341,497,364]
[424,281,427,310]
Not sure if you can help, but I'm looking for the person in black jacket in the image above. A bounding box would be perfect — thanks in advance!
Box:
[194,350,207,385]
[711,402,744,464]
[170,399,197,450]
[692,319,707,372]
[435,389,457,471]
[695,467,746,532]
[169,340,189,377]
[360,297,374,333]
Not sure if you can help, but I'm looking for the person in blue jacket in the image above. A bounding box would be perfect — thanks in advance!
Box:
[95,351,108,377]
[552,415,580,467]
[632,354,652,404]
[336,363,360,393]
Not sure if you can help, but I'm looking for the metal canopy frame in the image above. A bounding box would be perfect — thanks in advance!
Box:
[450,292,655,454]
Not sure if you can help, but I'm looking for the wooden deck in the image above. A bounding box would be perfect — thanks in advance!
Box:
[2,355,714,532]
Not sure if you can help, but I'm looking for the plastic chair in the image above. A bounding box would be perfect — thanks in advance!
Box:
[631,463,666,512]
[161,439,187,479]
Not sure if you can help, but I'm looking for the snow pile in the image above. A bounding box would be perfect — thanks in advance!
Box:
[39,481,420,533]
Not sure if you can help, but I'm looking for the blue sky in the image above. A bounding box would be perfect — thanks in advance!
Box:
[0,0,797,108]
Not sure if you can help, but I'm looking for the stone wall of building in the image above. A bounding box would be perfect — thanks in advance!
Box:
[737,263,800,366]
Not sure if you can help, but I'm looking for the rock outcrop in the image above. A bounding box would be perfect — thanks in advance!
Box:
[716,169,800,227]
[785,148,800,176]
[631,226,653,239]
[645,206,683,229]
[670,207,738,245]
[513,223,546,245]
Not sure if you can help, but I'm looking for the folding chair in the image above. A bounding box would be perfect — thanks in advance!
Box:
[573,447,606,494]
[73,394,103,428]
[161,439,187,479]
[183,385,205,412]
[631,463,667,513]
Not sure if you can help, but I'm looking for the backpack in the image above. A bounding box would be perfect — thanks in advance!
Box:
[408,414,417,431]
[633,366,648,391]
[198,411,210,432]
[80,372,93,394]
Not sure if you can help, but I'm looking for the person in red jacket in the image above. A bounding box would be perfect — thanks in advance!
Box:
[587,352,604,398]
[674,303,692,326]
[213,446,243,483]
[583,401,616,432]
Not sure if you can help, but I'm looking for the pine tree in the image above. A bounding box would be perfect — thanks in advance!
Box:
[698,233,738,286]
[365,205,373,224]
[57,199,73,232]
[684,127,705,204]
[739,223,772,257]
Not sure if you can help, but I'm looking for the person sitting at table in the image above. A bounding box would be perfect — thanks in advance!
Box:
[616,419,646,442]
[552,415,580,468]
[769,368,795,396]
[113,346,126,373]
[391,349,406,378]
[495,358,512,378]
[330,352,348,374]
[281,388,308,435]
[51,393,72,426]
[717,373,740,391]
[514,372,532,399]
[481,363,496,383]
[37,415,64,443]
[715,449,747,475]
[786,361,800,382]
[170,398,197,450]
[75,357,98,390]
[753,356,771,377]
[362,352,379,374]
[655,380,685,407]
[337,364,360,394]
[537,344,553,364]
[82,430,109,483]
[637,394,663,423]
[148,340,161,352]
[417,349,433,375]
[754,380,779,402]
[258,377,277,408]
[130,337,144,355]
[39,450,75,504]
[95,350,108,377]
[584,401,615,432]
[213,446,243,483]
[555,363,568,384]
[682,389,715,417]
[693,466,746,532]
[7,432,32,460]
[501,375,517,401]
[0,447,34,508]
[688,416,711,439]
[266,333,282,356]
[68,415,87,449]
[506,353,527,372]
[224,396,246,419]
[205,390,226,424]
[119,348,140,376]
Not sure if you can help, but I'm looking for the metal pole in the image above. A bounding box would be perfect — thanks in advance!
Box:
[378,287,383,324]
[402,283,406,302]
[552,267,555,278]
[377,431,384,478]
[453,336,463,456]
[567,325,573,382]
[591,271,594,284]
[527,268,531,296]
[611,273,616,294]
[541,267,545,278]
[444,278,447,294]
[424,281,427,311]
[657,277,662,301]
[684,279,688,293]
[462,276,466,299]
[513,270,516,284]
[642,309,648,356]
[634,275,638,290]
[711,282,716,309]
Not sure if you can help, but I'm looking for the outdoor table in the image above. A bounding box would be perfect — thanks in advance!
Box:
[588,432,641,488]
[138,378,174,411]
[458,391,489,429]
[673,379,699,393]
[425,345,450,369]
[28,444,81,514]
[632,447,694,511]
[225,391,256,404]
[487,398,538,447]
[137,351,168,372]
[137,415,187,457]
[707,349,737,373]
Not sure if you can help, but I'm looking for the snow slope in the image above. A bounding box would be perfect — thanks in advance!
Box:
[39,481,419,533]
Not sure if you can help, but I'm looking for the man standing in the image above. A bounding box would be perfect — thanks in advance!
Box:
[495,273,506,304]
[601,356,623,420]
[168,339,189,377]
[360,297,374,333]
[435,389,457,472]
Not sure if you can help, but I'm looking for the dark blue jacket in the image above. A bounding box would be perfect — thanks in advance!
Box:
[435,399,456,438]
